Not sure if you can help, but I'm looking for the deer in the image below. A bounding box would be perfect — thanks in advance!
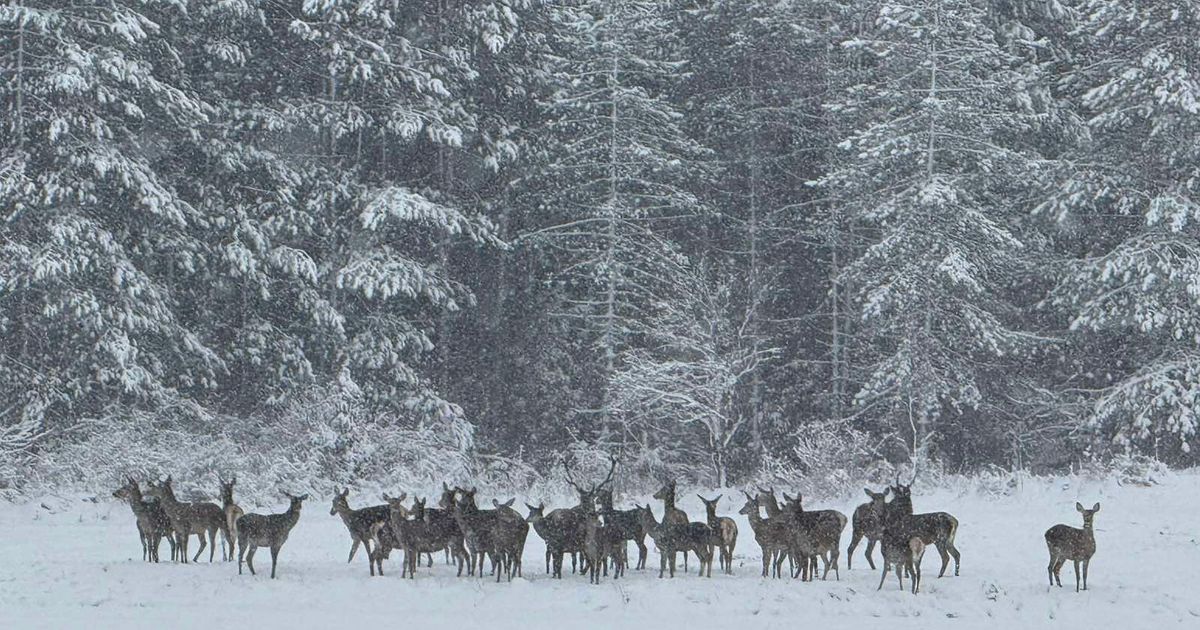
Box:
[330,487,390,573]
[113,476,176,563]
[236,492,307,579]
[596,486,647,571]
[847,487,889,570]
[653,479,691,571]
[757,487,797,574]
[1046,502,1099,592]
[877,483,925,594]
[783,491,846,580]
[451,487,501,579]
[583,511,626,583]
[384,495,467,578]
[888,477,961,577]
[428,482,467,567]
[218,474,244,563]
[525,502,584,578]
[738,492,791,578]
[453,488,527,582]
[636,503,713,578]
[145,476,228,563]
[561,454,616,575]
[698,495,737,574]
[357,491,408,577]
[493,498,529,578]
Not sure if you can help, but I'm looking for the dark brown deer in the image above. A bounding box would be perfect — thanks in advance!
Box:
[757,487,785,518]
[698,495,737,574]
[784,491,846,580]
[493,497,529,578]
[113,476,175,562]
[653,480,691,571]
[738,493,790,578]
[889,479,961,577]
[330,488,390,573]
[877,485,924,594]
[562,454,616,575]
[218,474,244,563]
[360,491,407,577]
[847,487,889,570]
[145,476,228,563]
[583,511,626,583]
[236,492,307,579]
[452,488,527,582]
[636,504,713,578]
[385,495,468,578]
[1046,502,1099,592]
[525,502,585,578]
[596,487,647,571]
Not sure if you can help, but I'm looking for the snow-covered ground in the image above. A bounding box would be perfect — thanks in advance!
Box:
[2,474,1197,629]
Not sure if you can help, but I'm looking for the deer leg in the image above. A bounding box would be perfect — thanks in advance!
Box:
[1073,559,1081,592]
[348,538,360,564]
[245,545,257,575]
[1047,555,1055,586]
[1082,559,1089,591]
[877,558,889,590]
[270,545,280,579]
[949,544,961,576]
[847,530,861,570]
[864,538,877,571]
[936,544,950,578]
[832,548,841,581]
[896,562,904,591]
[209,528,218,563]
[192,531,207,563]
[1053,558,1066,587]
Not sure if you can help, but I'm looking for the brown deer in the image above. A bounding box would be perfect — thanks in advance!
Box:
[493,498,529,577]
[562,454,616,575]
[583,511,626,583]
[877,484,924,594]
[113,476,176,562]
[218,475,244,563]
[889,478,961,577]
[738,493,790,578]
[757,487,796,574]
[653,480,691,571]
[596,487,647,571]
[236,492,307,579]
[636,504,713,578]
[145,476,228,563]
[525,502,584,578]
[847,487,889,570]
[698,495,737,574]
[330,488,390,572]
[384,495,466,578]
[452,487,527,582]
[1046,502,1099,592]
[784,491,846,580]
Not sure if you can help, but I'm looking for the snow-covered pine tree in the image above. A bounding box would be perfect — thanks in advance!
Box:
[0,1,223,440]
[528,0,711,440]
[1040,1,1200,458]
[819,0,1048,459]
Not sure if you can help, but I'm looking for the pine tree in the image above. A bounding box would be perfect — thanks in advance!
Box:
[1041,1,1200,457]
[820,0,1048,458]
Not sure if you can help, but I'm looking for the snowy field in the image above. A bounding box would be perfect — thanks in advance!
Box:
[2,474,1198,630]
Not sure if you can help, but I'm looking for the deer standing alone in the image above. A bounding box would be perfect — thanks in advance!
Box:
[145,476,228,563]
[847,487,888,570]
[236,492,307,579]
[1045,502,1099,592]
[698,495,737,574]
[113,476,175,562]
[218,475,244,563]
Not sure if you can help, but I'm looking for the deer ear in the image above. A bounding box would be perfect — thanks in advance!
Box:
[443,481,450,491]
[1092,502,1100,512]
[383,492,392,501]
[864,488,873,498]
[399,492,407,501]
[1075,502,1084,513]
[714,494,722,503]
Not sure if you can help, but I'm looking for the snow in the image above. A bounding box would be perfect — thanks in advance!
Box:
[2,474,1197,629]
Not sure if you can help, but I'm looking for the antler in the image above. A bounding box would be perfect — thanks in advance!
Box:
[594,454,617,491]
[561,456,583,492]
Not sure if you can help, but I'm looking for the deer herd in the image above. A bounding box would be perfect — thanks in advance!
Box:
[111,459,1102,594]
